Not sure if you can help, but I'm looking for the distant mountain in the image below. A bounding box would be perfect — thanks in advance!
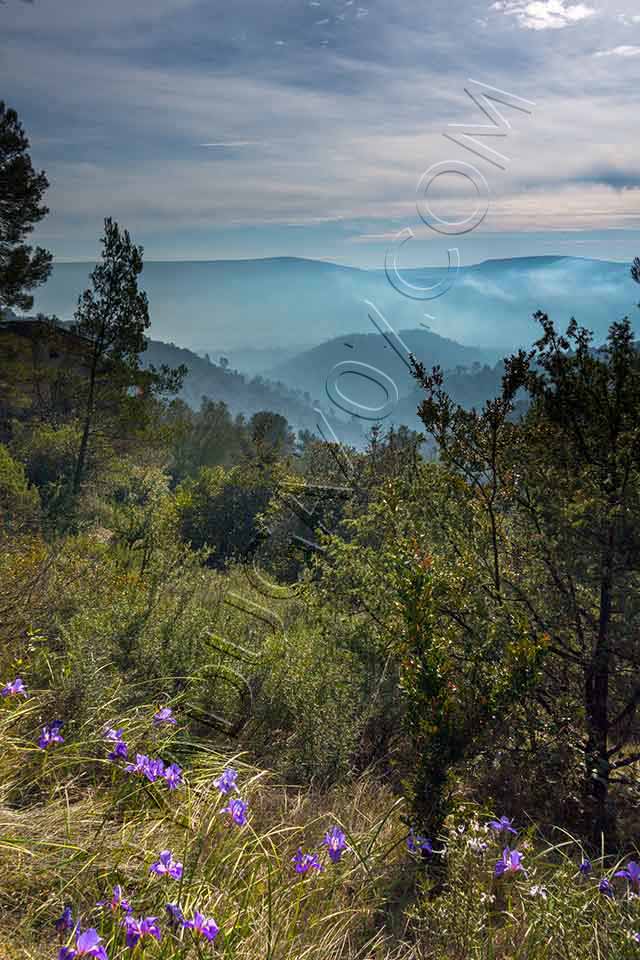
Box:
[31,256,638,363]
[269,328,499,409]
[197,344,307,378]
[383,256,637,350]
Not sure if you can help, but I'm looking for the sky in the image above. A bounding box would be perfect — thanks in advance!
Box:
[3,0,640,267]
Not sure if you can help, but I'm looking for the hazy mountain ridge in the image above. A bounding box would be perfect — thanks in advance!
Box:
[32,255,638,361]
[268,328,499,406]
[144,339,316,425]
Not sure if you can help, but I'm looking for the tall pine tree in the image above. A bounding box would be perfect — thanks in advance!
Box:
[0,102,52,312]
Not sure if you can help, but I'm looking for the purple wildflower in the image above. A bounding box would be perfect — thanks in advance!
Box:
[121,916,161,949]
[144,757,165,782]
[1,677,26,697]
[185,911,220,942]
[163,762,183,791]
[292,847,324,874]
[38,720,64,749]
[487,816,518,838]
[165,903,186,930]
[55,906,74,933]
[150,850,183,880]
[214,767,238,795]
[322,826,348,864]
[599,878,615,898]
[579,858,592,876]
[632,932,640,943]
[124,754,164,782]
[58,928,107,960]
[495,847,525,878]
[407,829,433,855]
[108,740,128,762]
[103,727,124,743]
[223,797,248,826]
[154,707,176,726]
[614,860,640,893]
[104,729,128,760]
[97,885,131,914]
[124,753,149,777]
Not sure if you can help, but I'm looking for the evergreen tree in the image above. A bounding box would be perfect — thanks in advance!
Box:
[0,102,52,312]
[72,217,184,494]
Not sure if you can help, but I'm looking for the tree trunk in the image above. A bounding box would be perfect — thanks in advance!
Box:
[584,525,616,846]
[73,347,99,495]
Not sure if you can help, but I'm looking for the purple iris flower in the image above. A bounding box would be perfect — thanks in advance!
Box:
[495,848,525,878]
[185,911,220,942]
[103,729,127,759]
[632,932,640,943]
[38,720,64,749]
[165,903,186,930]
[214,767,238,795]
[121,916,161,949]
[323,826,348,864]
[58,928,107,960]
[124,753,150,777]
[108,740,128,762]
[163,763,183,791]
[579,859,592,876]
[599,877,615,898]
[55,906,74,933]
[103,727,124,743]
[1,677,26,697]
[145,757,165,782]
[406,829,433,854]
[223,797,248,826]
[487,816,518,838]
[97,885,131,914]
[124,754,164,782]
[154,707,177,726]
[292,848,324,874]
[150,850,183,880]
[614,860,640,892]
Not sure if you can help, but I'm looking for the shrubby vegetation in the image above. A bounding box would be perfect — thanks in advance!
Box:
[4,102,640,958]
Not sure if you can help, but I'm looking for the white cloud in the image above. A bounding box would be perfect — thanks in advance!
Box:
[491,0,596,30]
[594,45,640,57]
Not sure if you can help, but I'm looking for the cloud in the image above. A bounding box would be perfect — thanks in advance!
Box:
[3,0,640,262]
[491,0,596,30]
[572,166,640,190]
[594,45,640,57]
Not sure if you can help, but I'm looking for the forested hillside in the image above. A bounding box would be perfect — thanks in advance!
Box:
[5,102,640,960]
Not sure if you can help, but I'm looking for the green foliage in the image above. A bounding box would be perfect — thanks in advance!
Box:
[414,310,640,843]
[249,612,365,782]
[11,420,79,506]
[176,462,278,568]
[0,442,40,532]
[315,462,548,835]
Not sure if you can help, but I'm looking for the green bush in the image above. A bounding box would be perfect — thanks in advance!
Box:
[0,442,40,532]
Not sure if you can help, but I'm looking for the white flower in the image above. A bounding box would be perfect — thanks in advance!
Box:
[467,837,488,854]
[529,884,548,900]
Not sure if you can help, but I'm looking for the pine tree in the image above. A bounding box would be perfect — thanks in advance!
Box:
[72,217,184,494]
[0,102,52,312]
